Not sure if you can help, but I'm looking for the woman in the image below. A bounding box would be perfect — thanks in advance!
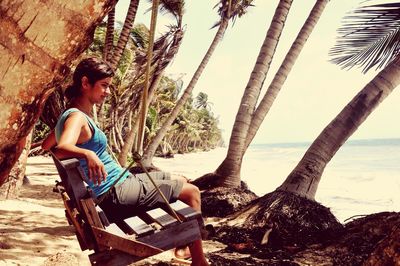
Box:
[42,57,209,266]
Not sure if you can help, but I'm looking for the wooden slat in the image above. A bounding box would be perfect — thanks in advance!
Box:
[81,198,104,229]
[137,219,201,251]
[123,216,154,237]
[52,157,87,213]
[144,208,179,228]
[91,227,162,258]
[105,223,126,237]
[59,158,81,169]
[96,206,110,227]
[62,198,92,251]
[169,200,202,221]
[80,198,109,252]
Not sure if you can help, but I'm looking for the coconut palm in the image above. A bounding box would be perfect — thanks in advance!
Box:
[192,0,294,189]
[109,0,140,70]
[104,7,116,62]
[243,0,329,151]
[279,2,400,200]
[117,0,186,165]
[141,0,254,167]
[195,92,213,109]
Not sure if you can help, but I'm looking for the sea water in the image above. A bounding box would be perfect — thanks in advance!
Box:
[153,138,400,223]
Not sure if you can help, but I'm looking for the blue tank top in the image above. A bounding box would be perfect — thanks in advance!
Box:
[55,108,129,196]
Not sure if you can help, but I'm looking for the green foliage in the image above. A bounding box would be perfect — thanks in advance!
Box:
[213,0,254,28]
[32,120,50,143]
[83,12,222,156]
[148,78,223,154]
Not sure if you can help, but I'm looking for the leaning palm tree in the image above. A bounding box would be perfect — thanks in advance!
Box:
[193,0,295,189]
[118,0,186,165]
[214,0,329,189]
[104,7,116,62]
[141,0,254,167]
[279,2,400,200]
[109,0,140,70]
[204,3,400,250]
[243,0,329,151]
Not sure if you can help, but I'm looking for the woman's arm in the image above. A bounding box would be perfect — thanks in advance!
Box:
[54,112,107,185]
[42,130,56,151]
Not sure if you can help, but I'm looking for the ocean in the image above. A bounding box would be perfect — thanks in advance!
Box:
[153,138,400,223]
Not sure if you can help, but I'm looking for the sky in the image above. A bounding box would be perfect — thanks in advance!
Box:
[114,0,400,144]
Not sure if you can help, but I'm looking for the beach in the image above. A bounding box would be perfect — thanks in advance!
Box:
[0,139,399,265]
[0,155,225,266]
[155,139,400,223]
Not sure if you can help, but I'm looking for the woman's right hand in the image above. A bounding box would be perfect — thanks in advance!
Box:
[85,150,107,185]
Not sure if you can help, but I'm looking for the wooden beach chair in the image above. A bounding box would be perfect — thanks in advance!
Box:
[51,156,203,265]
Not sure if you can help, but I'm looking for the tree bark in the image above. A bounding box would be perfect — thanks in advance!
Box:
[244,0,329,150]
[104,7,115,62]
[109,0,140,70]
[0,130,32,200]
[0,0,116,186]
[216,0,293,187]
[278,57,400,200]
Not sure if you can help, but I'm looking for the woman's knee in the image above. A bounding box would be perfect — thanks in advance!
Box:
[183,183,200,198]
[179,183,201,209]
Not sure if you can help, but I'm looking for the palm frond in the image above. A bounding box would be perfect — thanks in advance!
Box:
[145,0,185,24]
[330,2,400,73]
[213,0,254,28]
[159,0,185,18]
[130,24,149,49]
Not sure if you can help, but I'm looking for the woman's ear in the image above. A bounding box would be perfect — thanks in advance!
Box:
[81,76,91,91]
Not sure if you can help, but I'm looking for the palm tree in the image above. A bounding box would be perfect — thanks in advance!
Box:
[141,0,254,167]
[278,2,400,200]
[195,92,213,109]
[109,0,140,70]
[117,0,186,165]
[136,0,161,154]
[192,0,294,189]
[104,7,116,62]
[243,0,329,150]
[0,0,115,186]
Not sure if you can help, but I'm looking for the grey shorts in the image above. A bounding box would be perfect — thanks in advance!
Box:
[99,173,183,221]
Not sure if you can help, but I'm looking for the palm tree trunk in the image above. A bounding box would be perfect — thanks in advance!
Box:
[278,57,400,200]
[97,6,116,128]
[109,0,140,70]
[216,0,293,187]
[244,0,329,151]
[118,112,139,166]
[0,0,115,185]
[104,7,115,62]
[136,0,160,154]
[141,18,229,167]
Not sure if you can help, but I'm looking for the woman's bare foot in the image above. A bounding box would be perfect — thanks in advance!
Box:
[174,245,191,259]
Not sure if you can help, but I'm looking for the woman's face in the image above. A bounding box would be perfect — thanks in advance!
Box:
[88,77,112,104]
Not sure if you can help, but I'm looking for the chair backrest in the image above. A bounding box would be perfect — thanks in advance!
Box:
[51,156,88,210]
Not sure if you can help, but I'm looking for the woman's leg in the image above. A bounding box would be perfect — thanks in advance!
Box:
[178,183,209,266]
[178,183,201,212]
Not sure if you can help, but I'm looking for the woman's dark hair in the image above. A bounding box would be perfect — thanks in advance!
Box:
[64,57,114,101]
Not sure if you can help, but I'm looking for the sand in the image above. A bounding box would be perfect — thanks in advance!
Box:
[0,155,224,266]
[0,156,90,266]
